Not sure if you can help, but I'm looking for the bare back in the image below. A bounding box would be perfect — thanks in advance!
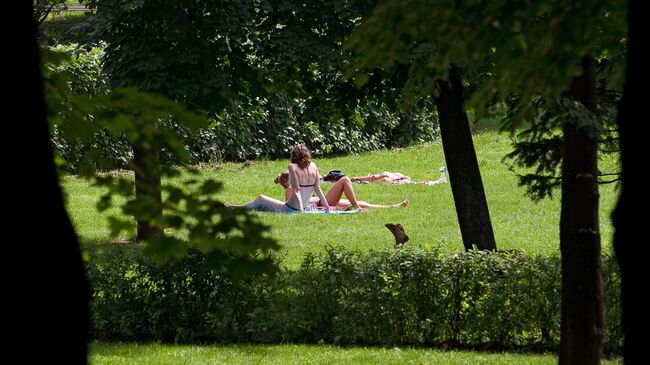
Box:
[287,162,320,210]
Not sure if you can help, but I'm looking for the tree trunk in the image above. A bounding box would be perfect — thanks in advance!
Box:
[435,64,496,251]
[613,1,642,363]
[558,55,604,365]
[133,143,162,240]
[15,2,89,362]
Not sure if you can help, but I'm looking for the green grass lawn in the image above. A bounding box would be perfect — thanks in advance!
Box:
[63,130,619,269]
[89,342,622,365]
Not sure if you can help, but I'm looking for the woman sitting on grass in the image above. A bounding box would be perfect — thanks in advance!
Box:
[274,172,409,210]
[225,144,329,213]
[225,144,408,212]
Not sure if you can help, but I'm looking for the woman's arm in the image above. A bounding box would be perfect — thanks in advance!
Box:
[288,165,304,211]
[313,166,331,211]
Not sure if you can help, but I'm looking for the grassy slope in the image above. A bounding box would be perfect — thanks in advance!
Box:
[63,130,619,269]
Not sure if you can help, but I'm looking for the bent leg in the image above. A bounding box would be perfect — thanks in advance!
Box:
[326,177,361,207]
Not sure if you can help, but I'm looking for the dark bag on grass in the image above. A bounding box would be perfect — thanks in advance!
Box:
[322,170,345,182]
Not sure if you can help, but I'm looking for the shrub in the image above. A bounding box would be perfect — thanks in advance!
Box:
[47,43,133,173]
[87,245,621,353]
[183,94,437,163]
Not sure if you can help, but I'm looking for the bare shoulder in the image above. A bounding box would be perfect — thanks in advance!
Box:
[310,162,320,174]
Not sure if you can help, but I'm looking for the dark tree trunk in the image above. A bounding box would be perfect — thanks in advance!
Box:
[133,144,162,240]
[13,2,89,362]
[558,56,604,365]
[613,1,642,363]
[435,64,496,251]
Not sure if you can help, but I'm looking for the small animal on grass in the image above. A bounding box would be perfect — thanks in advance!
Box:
[385,223,409,248]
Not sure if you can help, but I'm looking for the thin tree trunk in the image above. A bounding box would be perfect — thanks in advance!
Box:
[133,143,162,240]
[435,64,496,251]
[558,55,604,365]
[613,1,642,363]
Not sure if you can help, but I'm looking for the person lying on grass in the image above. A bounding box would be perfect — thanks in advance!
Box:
[325,168,447,185]
[321,169,411,184]
[274,172,409,210]
[224,144,408,213]
[351,171,413,184]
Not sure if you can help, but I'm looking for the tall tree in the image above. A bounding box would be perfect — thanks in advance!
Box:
[559,55,603,365]
[345,1,625,362]
[14,2,89,362]
[42,0,280,278]
[346,2,499,251]
[86,0,259,240]
[613,0,642,363]
[435,64,496,251]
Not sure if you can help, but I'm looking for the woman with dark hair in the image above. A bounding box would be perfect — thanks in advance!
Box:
[225,144,331,213]
[226,144,409,212]
[274,172,409,210]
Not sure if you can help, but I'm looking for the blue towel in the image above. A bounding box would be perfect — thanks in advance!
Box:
[260,209,364,215]
[302,209,363,214]
[255,208,364,215]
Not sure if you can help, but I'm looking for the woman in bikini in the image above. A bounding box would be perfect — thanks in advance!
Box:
[274,172,409,210]
[225,144,408,212]
[225,144,329,212]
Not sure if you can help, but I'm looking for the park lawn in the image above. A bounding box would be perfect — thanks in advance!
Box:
[63,130,620,269]
[89,342,622,365]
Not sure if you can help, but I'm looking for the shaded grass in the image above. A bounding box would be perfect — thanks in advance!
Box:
[89,342,622,365]
[63,130,619,269]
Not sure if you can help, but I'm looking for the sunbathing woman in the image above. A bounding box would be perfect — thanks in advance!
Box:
[346,167,447,185]
[275,172,409,210]
[225,144,330,212]
[224,144,332,212]
[226,144,410,212]
[351,171,413,184]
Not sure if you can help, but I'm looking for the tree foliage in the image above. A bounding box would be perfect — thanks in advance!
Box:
[346,2,626,363]
[40,0,437,167]
[33,0,67,25]
[346,0,625,113]
[43,45,279,274]
[84,0,260,111]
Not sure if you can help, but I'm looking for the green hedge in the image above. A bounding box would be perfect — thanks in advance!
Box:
[87,245,621,353]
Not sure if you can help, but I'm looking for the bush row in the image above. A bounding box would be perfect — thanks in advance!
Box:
[49,44,439,172]
[87,245,621,353]
[55,96,438,172]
